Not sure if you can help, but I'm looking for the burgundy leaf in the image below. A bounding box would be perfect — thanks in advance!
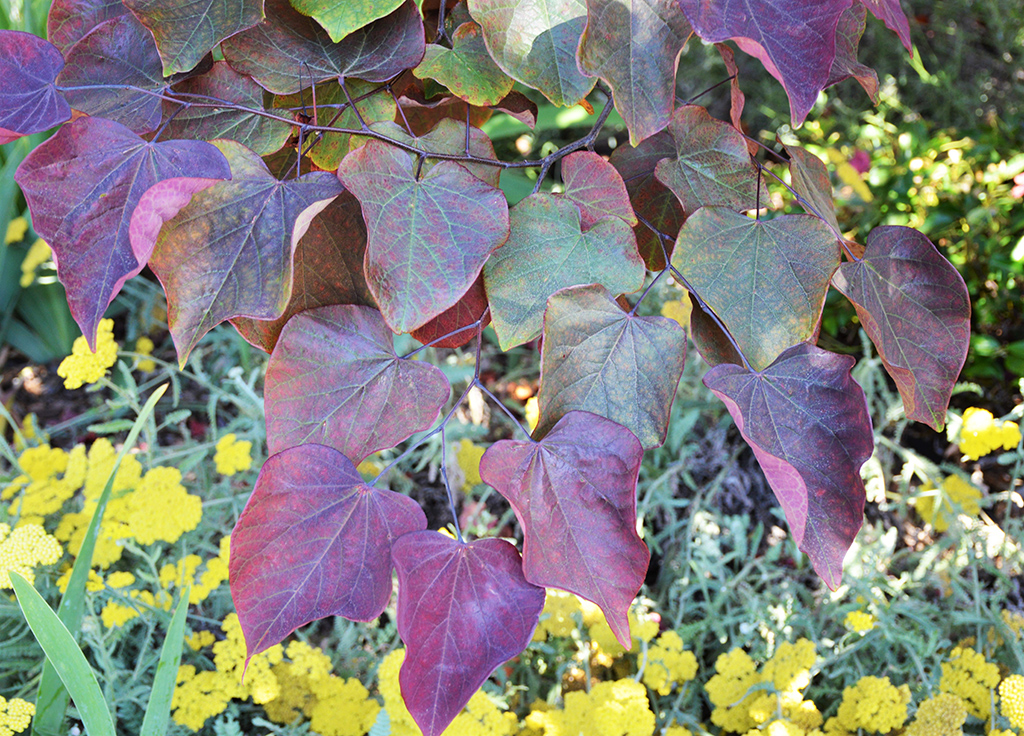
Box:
[677,0,853,125]
[715,42,745,132]
[221,0,424,95]
[704,343,873,589]
[231,443,427,657]
[831,226,970,430]
[0,31,71,144]
[265,304,451,462]
[57,13,168,134]
[411,275,491,349]
[861,0,911,52]
[14,116,230,348]
[479,411,647,647]
[825,4,878,102]
[46,0,127,54]
[561,151,637,229]
[491,90,538,128]
[392,532,544,736]
[395,83,495,136]
[338,139,510,334]
[689,297,743,367]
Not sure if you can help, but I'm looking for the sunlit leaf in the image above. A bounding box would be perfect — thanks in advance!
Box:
[393,532,544,736]
[704,343,873,589]
[560,151,636,228]
[264,304,451,461]
[832,226,970,431]
[232,443,427,656]
[468,0,595,106]
[861,0,912,52]
[0,31,71,145]
[537,285,686,449]
[222,0,425,94]
[411,275,490,349]
[338,139,509,333]
[484,194,644,349]
[14,116,230,349]
[414,21,514,106]
[148,140,342,362]
[479,411,647,648]
[672,207,839,370]
[824,4,878,102]
[577,0,692,144]
[784,143,840,232]
[46,0,126,54]
[654,104,764,215]
[288,0,404,43]
[123,0,264,76]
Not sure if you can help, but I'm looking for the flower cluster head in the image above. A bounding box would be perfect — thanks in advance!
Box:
[844,610,877,633]
[19,238,50,288]
[824,676,910,734]
[532,588,582,641]
[3,443,86,524]
[1000,674,1024,729]
[454,438,485,487]
[915,475,982,532]
[903,693,966,736]
[135,336,156,372]
[958,407,1021,460]
[0,523,62,588]
[939,646,1000,719]
[524,678,655,736]
[581,599,659,660]
[57,318,119,389]
[0,696,35,736]
[214,433,253,476]
[642,630,698,695]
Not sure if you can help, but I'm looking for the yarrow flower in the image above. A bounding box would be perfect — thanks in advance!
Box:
[135,336,156,372]
[705,648,761,733]
[6,217,27,244]
[824,676,910,734]
[1000,674,1024,729]
[939,646,1000,719]
[915,475,982,532]
[57,319,119,389]
[214,433,252,476]
[0,696,35,736]
[19,239,51,288]
[904,693,966,736]
[844,610,877,634]
[642,630,698,695]
[454,438,485,487]
[0,523,63,588]
[532,589,581,641]
[958,407,1021,460]
[525,678,655,736]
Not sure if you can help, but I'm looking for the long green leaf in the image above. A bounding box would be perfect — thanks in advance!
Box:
[32,384,168,736]
[10,573,115,736]
[140,586,190,736]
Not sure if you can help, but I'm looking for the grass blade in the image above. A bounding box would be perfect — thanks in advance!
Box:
[140,586,190,736]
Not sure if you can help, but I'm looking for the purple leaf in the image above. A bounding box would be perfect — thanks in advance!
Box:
[479,411,648,647]
[860,0,911,52]
[14,116,230,348]
[264,304,451,462]
[0,31,71,144]
[56,13,168,134]
[392,532,544,736]
[677,0,853,125]
[825,4,879,102]
[561,151,637,229]
[231,443,427,657]
[338,139,510,334]
[148,140,343,363]
[704,343,873,589]
[47,0,127,54]
[411,275,491,349]
[831,226,970,431]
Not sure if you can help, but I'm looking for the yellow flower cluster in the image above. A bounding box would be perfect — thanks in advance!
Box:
[958,407,1021,460]
[642,630,698,695]
[915,475,982,532]
[1000,674,1024,729]
[939,646,1000,719]
[525,397,540,433]
[1004,609,1024,639]
[455,438,486,487]
[159,536,230,605]
[3,444,86,525]
[824,676,910,734]
[0,523,62,588]
[100,588,172,629]
[6,217,27,244]
[904,693,966,736]
[57,318,119,389]
[214,433,252,476]
[524,678,655,736]
[135,336,156,372]
[843,610,876,633]
[0,696,34,736]
[532,589,581,641]
[660,296,692,330]
[581,599,659,659]
[19,239,51,288]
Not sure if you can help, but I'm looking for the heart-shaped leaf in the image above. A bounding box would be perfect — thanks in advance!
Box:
[654,104,764,215]
[264,304,452,461]
[677,0,853,125]
[561,151,637,228]
[123,0,264,76]
[861,0,912,52]
[831,226,970,431]
[411,275,491,349]
[704,343,873,589]
[338,139,510,333]
[468,0,595,106]
[485,194,645,349]
[825,4,878,102]
[222,0,425,94]
[148,140,343,362]
[164,62,293,156]
[672,207,839,370]
[47,0,127,53]
[577,0,692,144]
[479,411,647,647]
[14,116,231,348]
[392,532,544,736]
[0,31,72,144]
[537,285,686,449]
[57,13,169,134]
[231,443,427,657]
[414,21,514,106]
[288,0,403,43]
[232,191,375,353]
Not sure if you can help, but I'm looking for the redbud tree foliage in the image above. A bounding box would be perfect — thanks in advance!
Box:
[4,0,970,731]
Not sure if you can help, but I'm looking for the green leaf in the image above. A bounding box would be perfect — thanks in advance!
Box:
[577,0,692,145]
[11,573,115,736]
[140,587,190,736]
[484,194,645,350]
[414,21,514,106]
[468,0,595,106]
[653,104,764,214]
[288,0,403,43]
[122,0,264,76]
[537,284,687,449]
[672,207,839,370]
[784,143,840,232]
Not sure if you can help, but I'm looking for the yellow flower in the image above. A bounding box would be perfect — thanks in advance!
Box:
[1003,609,1024,639]
[105,571,135,588]
[214,434,252,476]
[761,639,816,694]
[824,676,909,734]
[454,438,485,487]
[532,589,581,641]
[13,413,45,453]
[915,475,982,532]
[642,630,698,695]
[171,665,234,731]
[3,444,84,523]
[57,319,119,389]
[135,336,156,372]
[525,396,540,433]
[56,567,104,594]
[705,648,760,733]
[844,610,877,634]
[19,239,51,288]
[0,523,63,588]
[939,646,1000,719]
[1000,674,1024,729]
[904,693,966,736]
[306,675,381,736]
[160,549,227,604]
[213,613,283,704]
[958,407,1022,460]
[529,679,655,736]
[185,630,216,651]
[583,599,660,656]
[101,601,140,629]
[6,217,28,244]
[114,466,203,545]
[0,695,35,736]
[661,294,692,330]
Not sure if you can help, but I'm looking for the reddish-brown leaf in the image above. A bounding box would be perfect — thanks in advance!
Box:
[411,275,491,349]
[561,151,637,228]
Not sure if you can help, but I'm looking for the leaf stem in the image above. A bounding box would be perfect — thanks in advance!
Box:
[439,425,464,542]
[473,381,536,443]
[532,82,615,194]
[682,74,737,106]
